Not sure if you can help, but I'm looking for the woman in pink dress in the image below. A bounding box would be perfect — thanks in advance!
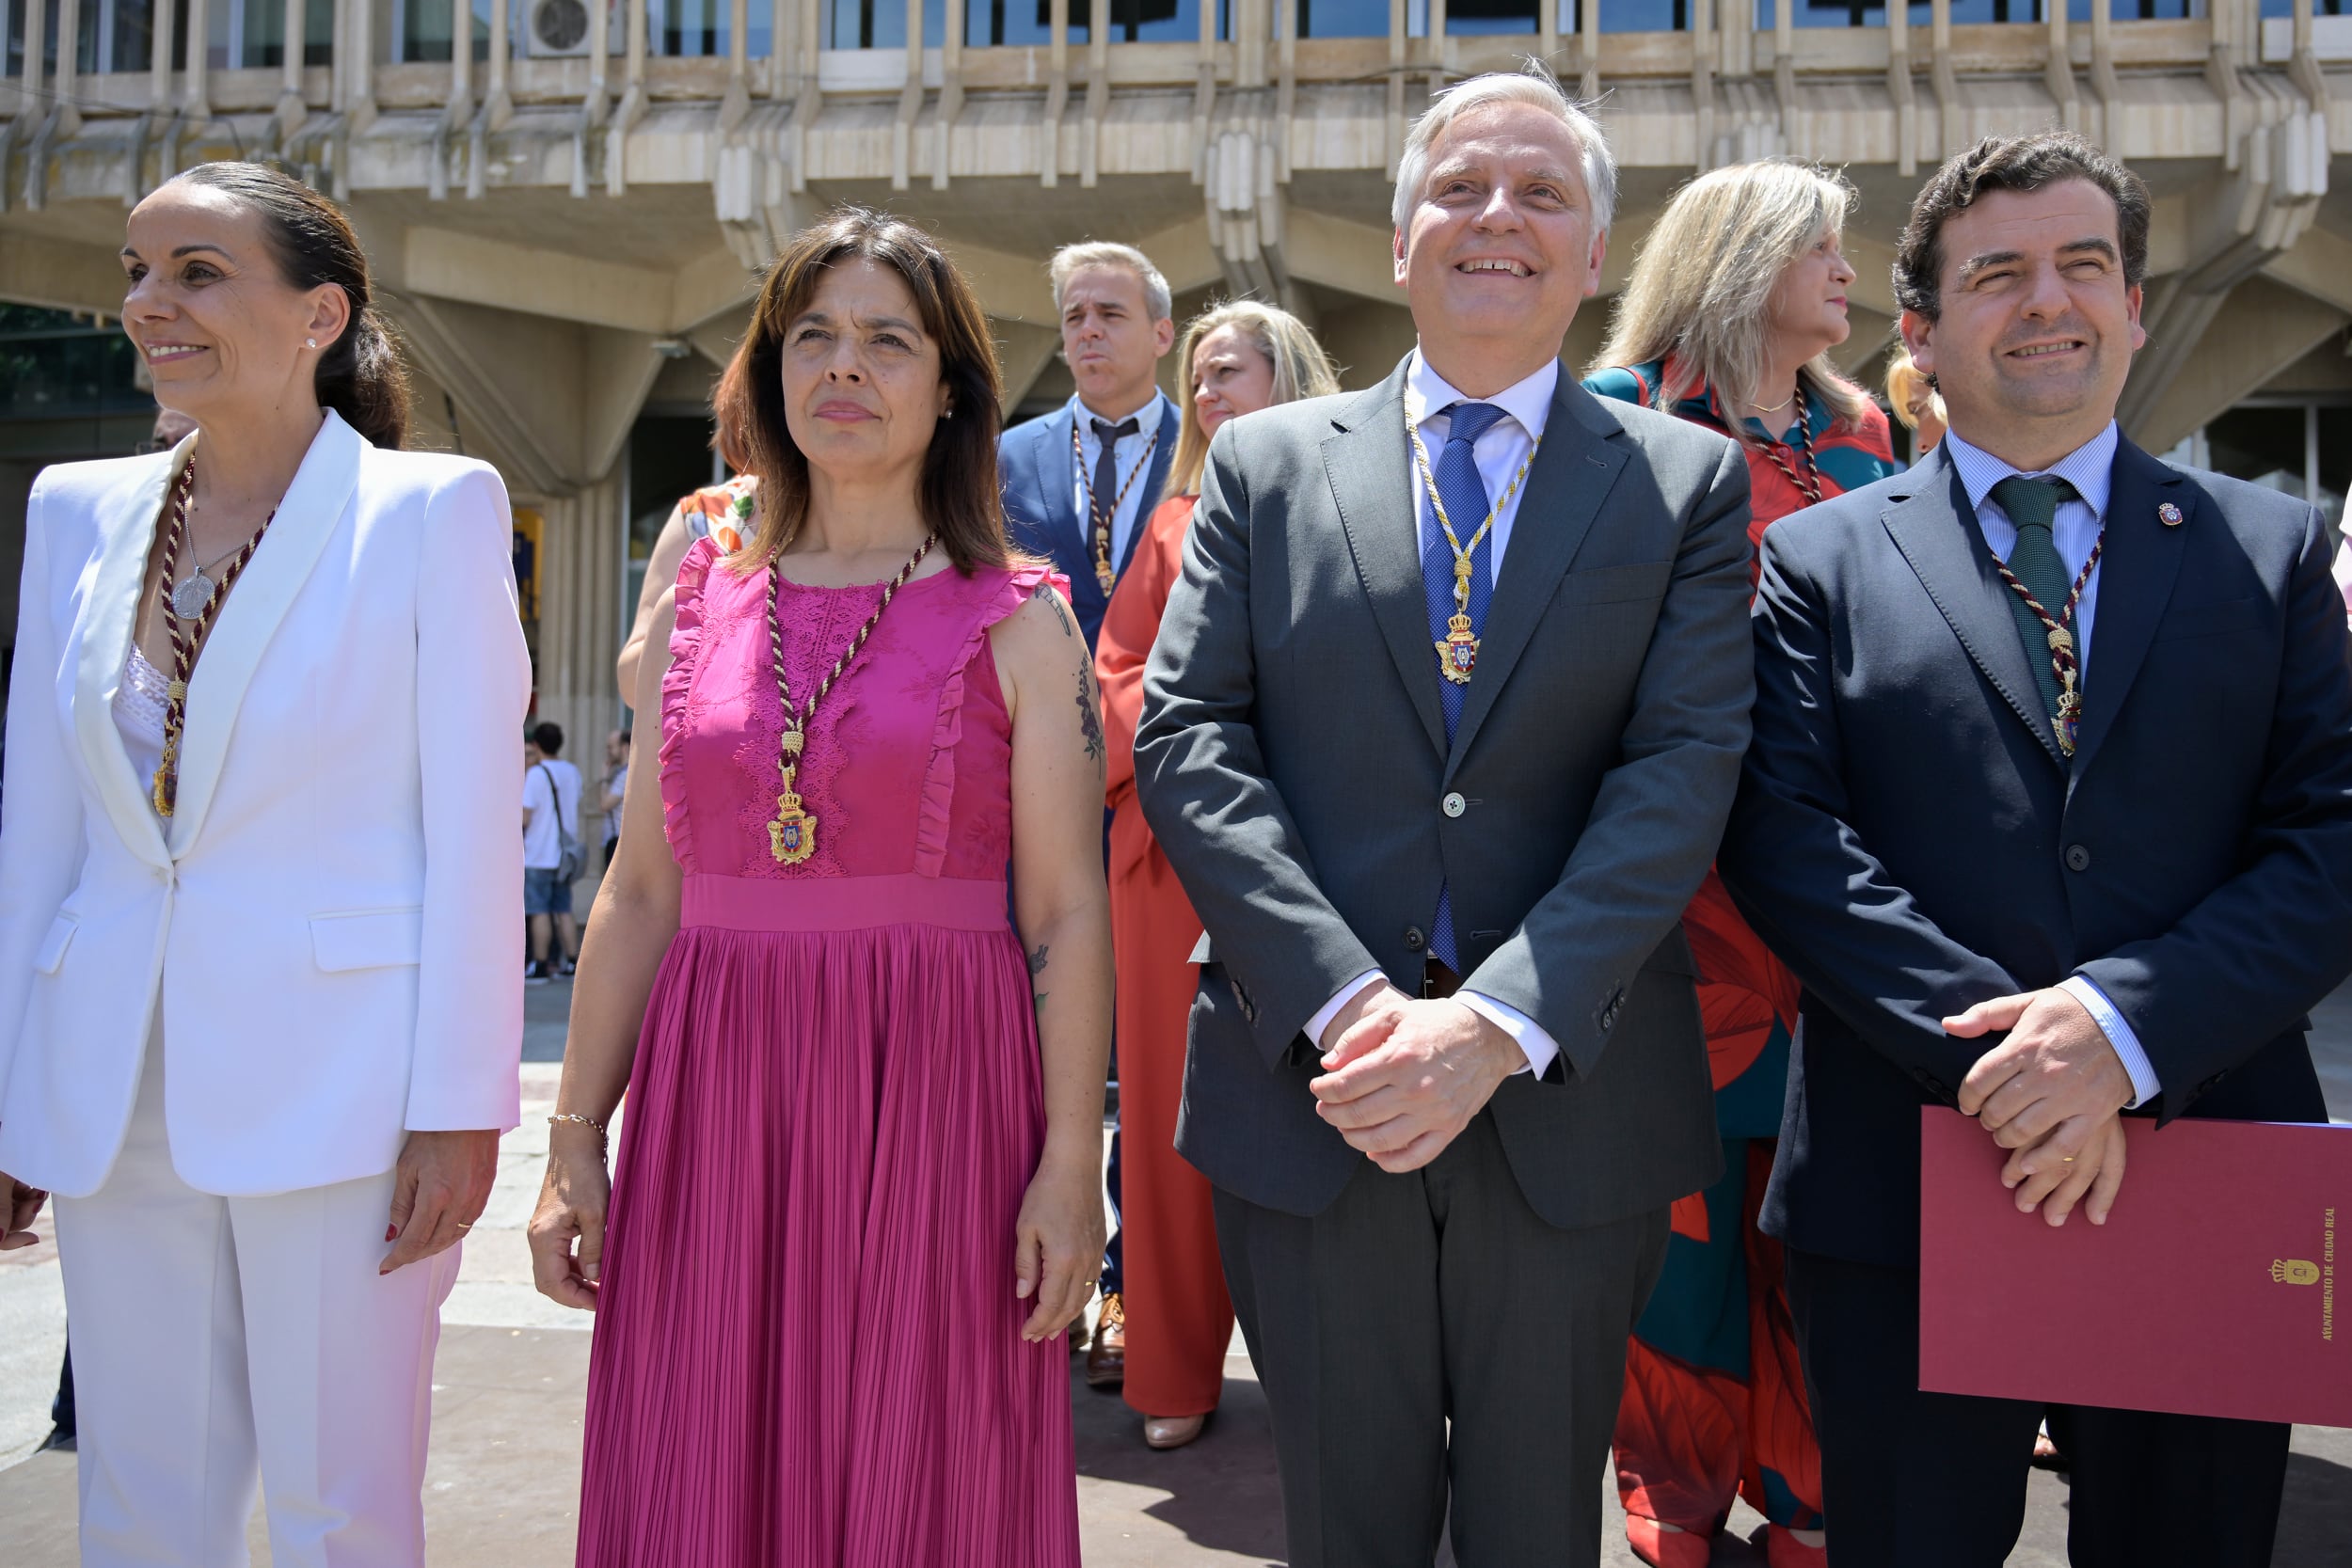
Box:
[527,208,1112,1565]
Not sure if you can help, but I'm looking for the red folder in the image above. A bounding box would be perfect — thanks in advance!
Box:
[1917,1107,2352,1427]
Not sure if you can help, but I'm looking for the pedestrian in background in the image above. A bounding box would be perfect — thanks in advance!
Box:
[523,721,584,983]
[599,727,629,871]
[1720,131,2352,1567]
[1585,157,1899,1568]
[1095,298,1338,1452]
[530,208,1109,1565]
[0,160,526,1567]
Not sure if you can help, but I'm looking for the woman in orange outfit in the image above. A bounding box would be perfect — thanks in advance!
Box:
[1096,301,1339,1451]
[1587,160,1901,1568]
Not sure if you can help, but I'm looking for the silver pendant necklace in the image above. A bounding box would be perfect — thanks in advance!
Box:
[169,571,216,622]
[169,537,260,621]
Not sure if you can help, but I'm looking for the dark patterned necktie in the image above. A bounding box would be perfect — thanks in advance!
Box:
[1989,474,2081,730]
[1089,416,1140,542]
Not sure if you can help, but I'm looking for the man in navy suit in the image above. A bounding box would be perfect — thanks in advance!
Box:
[1719,132,2352,1566]
[998,240,1179,1386]
[999,242,1181,648]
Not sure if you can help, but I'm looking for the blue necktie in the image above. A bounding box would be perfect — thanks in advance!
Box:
[1420,400,1506,971]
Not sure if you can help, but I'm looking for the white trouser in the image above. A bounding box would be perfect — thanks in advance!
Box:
[51,1038,461,1568]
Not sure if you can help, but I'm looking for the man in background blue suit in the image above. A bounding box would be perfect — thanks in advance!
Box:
[997,239,1179,1386]
[999,242,1181,647]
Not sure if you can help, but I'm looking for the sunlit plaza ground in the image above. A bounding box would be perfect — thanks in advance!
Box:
[4,979,2350,1566]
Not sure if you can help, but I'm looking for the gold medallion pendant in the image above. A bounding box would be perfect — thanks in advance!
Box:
[769,735,817,863]
[2054,685,2083,757]
[1436,611,1480,685]
[770,780,818,863]
[1095,560,1118,594]
[759,535,935,871]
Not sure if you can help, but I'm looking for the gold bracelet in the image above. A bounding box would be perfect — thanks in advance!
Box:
[548,1112,609,1136]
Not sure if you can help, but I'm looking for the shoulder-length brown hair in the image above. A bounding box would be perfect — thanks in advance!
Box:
[713,207,1009,570]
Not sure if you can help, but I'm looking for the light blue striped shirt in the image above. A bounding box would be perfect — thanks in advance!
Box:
[1067,389,1173,571]
[1943,421,2118,676]
[1940,420,2158,1110]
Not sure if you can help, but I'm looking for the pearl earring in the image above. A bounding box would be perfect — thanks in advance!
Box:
[306,338,317,349]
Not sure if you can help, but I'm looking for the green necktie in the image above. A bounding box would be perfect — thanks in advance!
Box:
[1989,474,2082,736]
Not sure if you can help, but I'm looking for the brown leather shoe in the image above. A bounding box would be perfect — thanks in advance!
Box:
[1085,1292,1126,1387]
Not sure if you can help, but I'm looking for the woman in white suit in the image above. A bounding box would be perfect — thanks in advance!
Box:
[0,163,529,1565]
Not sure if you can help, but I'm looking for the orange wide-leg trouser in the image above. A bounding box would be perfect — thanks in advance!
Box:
[1107,800,1234,1419]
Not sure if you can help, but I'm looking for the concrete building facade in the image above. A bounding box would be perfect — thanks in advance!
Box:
[4,0,2350,745]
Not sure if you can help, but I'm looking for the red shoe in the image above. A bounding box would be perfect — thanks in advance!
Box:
[1625,1516,1712,1568]
[1764,1524,1828,1567]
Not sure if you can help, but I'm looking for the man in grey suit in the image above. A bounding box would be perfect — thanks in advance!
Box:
[1133,66,1756,1567]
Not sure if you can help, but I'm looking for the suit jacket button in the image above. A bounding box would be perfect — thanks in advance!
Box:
[1404,927,1426,952]
[2065,844,2091,873]
[1442,792,1467,818]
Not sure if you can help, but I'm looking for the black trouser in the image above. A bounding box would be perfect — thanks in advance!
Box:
[1215,1111,1667,1568]
[52,1334,74,1439]
[1785,1247,2288,1568]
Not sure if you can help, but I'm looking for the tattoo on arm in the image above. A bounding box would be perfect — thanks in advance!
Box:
[1029,942,1049,1013]
[1031,580,1075,639]
[1075,657,1105,769]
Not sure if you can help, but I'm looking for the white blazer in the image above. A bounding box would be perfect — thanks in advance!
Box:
[0,411,530,1198]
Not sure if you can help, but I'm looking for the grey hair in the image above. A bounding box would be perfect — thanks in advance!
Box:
[1391,63,1618,235]
[1049,242,1174,324]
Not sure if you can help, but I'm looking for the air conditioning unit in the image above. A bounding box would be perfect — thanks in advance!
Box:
[524,0,613,57]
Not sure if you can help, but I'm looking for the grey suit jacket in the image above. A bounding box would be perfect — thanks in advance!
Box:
[1134,356,1754,1227]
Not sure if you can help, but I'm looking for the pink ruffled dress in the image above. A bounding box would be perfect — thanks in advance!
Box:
[576,537,1080,1567]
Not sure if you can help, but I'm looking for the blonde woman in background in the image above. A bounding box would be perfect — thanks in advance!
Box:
[1585,158,1901,1568]
[1093,301,1338,1451]
[1885,344,1947,459]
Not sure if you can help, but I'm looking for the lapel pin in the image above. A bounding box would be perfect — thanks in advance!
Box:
[2158,502,2184,528]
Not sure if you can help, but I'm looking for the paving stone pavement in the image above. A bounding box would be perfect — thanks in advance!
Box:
[4,973,2350,1564]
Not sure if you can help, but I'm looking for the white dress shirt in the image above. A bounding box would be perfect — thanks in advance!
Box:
[1941,420,2159,1110]
[1303,352,1566,1080]
[1067,388,1173,571]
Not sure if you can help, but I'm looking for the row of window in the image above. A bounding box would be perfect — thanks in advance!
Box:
[5,0,330,75]
[16,0,2347,74]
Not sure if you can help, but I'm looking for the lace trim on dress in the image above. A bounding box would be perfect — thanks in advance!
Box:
[914,563,1063,879]
[658,535,722,865]
[730,582,866,879]
[116,643,172,750]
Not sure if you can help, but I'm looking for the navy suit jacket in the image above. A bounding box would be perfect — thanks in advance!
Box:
[998,397,1181,649]
[1720,436,2352,1269]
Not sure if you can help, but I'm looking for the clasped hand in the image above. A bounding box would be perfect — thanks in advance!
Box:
[1944,986,2134,1227]
[1311,982,1522,1173]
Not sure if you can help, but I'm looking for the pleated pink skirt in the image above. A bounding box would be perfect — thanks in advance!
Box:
[575,884,1080,1567]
